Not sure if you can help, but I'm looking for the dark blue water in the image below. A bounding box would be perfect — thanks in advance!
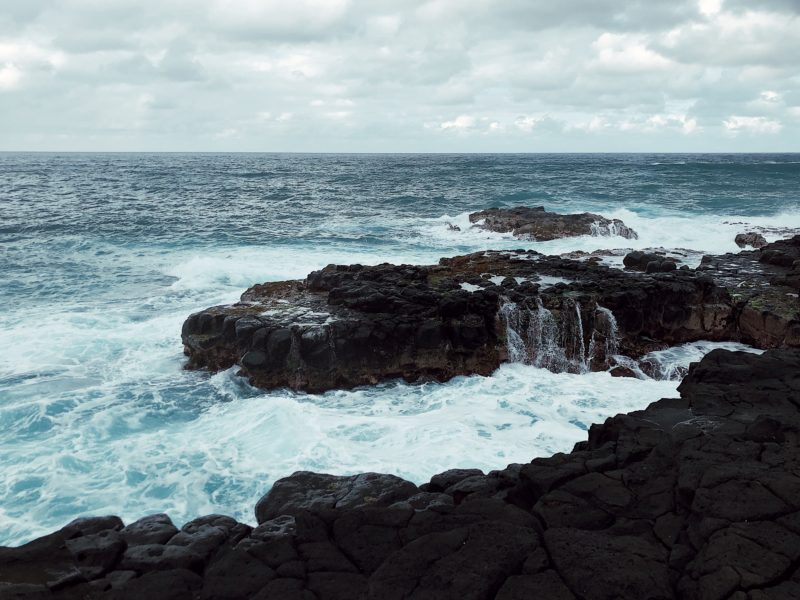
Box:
[1,153,798,546]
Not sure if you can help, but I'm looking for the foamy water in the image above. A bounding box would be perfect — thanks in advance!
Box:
[1,153,798,546]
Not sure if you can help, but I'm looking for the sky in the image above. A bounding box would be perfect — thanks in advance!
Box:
[0,0,798,152]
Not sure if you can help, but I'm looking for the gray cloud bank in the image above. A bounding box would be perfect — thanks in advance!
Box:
[1,0,798,151]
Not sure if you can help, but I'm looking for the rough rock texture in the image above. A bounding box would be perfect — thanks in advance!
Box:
[182,250,735,391]
[735,232,768,249]
[3,348,800,599]
[697,235,800,348]
[623,250,680,273]
[468,206,639,241]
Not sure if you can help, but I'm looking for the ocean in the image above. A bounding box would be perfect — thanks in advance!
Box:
[1,152,799,546]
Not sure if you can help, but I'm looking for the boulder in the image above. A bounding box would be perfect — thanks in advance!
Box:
[255,472,418,524]
[735,232,768,249]
[622,251,678,273]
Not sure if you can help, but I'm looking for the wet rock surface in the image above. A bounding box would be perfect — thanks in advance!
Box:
[3,348,800,599]
[468,206,638,241]
[182,236,800,393]
[181,250,739,391]
[735,232,768,249]
[697,235,800,348]
[623,250,680,273]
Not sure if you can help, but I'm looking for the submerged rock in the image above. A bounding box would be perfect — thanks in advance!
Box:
[4,348,800,599]
[468,206,638,241]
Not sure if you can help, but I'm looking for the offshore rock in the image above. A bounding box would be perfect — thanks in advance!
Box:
[735,232,768,249]
[468,206,638,241]
[3,348,800,599]
[182,250,736,392]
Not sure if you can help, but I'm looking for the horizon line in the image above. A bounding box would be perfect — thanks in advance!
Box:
[1,150,799,155]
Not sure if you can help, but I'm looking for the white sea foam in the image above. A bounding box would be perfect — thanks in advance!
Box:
[1,204,795,547]
[416,208,800,263]
[0,362,680,546]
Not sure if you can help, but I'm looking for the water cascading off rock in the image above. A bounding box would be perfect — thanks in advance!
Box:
[499,299,622,373]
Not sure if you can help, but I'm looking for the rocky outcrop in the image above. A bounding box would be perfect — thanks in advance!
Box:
[182,251,735,391]
[697,235,800,349]
[468,206,639,241]
[735,232,768,249]
[4,348,800,599]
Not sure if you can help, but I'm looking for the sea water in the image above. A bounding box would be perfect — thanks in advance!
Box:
[0,153,797,545]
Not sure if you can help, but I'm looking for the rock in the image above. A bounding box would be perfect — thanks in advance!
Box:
[103,569,203,600]
[468,206,638,241]
[3,349,800,599]
[120,514,178,546]
[427,468,484,492]
[119,544,204,573]
[64,529,125,579]
[697,235,800,348]
[735,232,768,249]
[182,247,762,392]
[255,472,418,524]
[623,250,679,273]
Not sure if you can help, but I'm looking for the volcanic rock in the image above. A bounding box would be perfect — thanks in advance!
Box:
[4,348,800,599]
[697,235,800,348]
[623,250,679,273]
[735,232,768,249]
[468,206,638,241]
[182,251,736,392]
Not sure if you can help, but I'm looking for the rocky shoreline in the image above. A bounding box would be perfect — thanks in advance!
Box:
[4,208,800,599]
[2,347,800,599]
[181,233,799,393]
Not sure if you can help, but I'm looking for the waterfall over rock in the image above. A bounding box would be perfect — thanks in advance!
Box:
[500,299,621,374]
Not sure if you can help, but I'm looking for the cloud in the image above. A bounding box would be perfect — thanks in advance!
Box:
[0,0,797,150]
[723,115,783,134]
[0,63,21,90]
[438,114,477,131]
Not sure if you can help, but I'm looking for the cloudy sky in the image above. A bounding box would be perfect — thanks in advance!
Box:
[1,0,798,151]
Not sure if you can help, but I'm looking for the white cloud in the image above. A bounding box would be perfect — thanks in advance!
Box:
[0,63,21,90]
[0,0,797,150]
[698,0,723,17]
[515,115,545,133]
[439,114,477,131]
[624,113,698,134]
[592,33,673,74]
[723,115,782,134]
